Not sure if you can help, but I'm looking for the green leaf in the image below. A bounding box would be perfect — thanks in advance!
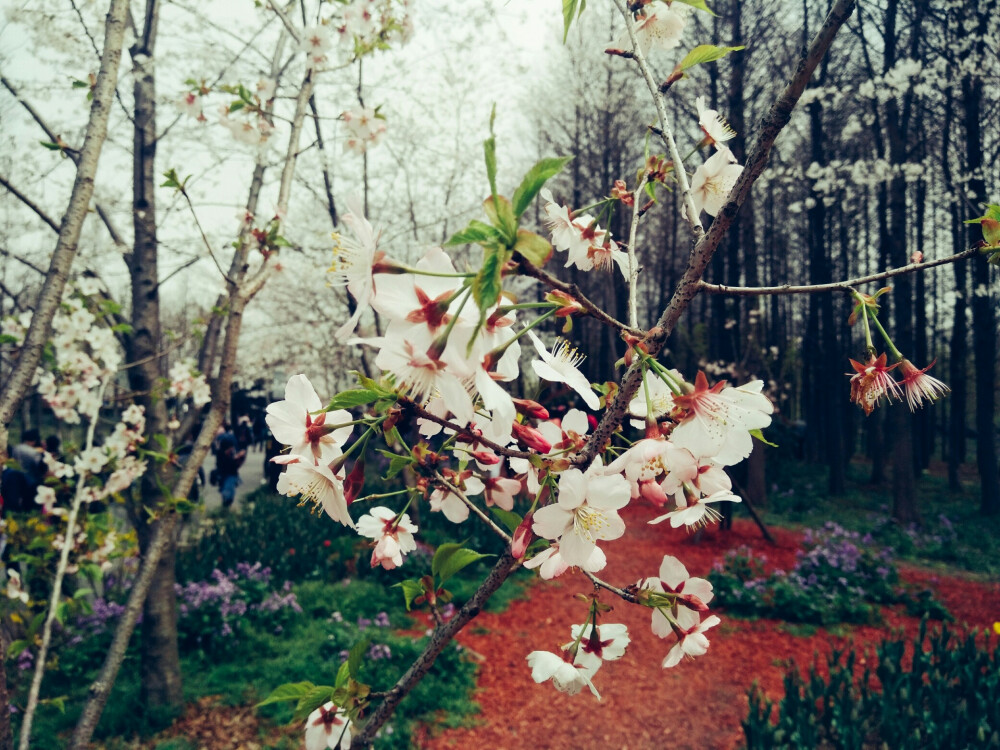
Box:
[513,230,553,267]
[72,80,89,89]
[229,100,245,113]
[511,156,572,218]
[0,334,19,345]
[6,639,28,658]
[326,389,379,411]
[749,428,778,448]
[348,637,369,679]
[443,220,500,247]
[672,0,715,14]
[482,196,517,243]
[432,543,493,585]
[40,141,62,151]
[385,454,411,479]
[394,578,424,611]
[490,507,523,534]
[484,105,498,206]
[293,685,337,722]
[255,681,316,708]
[334,660,351,689]
[472,247,504,316]
[679,44,744,72]
[561,0,587,42]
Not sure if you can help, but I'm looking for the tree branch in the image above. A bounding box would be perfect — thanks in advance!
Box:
[698,247,978,296]
[433,472,512,544]
[513,254,644,337]
[610,0,704,239]
[0,175,60,233]
[576,0,857,467]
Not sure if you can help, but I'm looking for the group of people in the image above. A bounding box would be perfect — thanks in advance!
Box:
[1,429,61,515]
[2,412,273,516]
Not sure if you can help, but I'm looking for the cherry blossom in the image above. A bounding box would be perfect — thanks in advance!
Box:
[651,488,742,529]
[273,455,354,529]
[357,506,417,569]
[266,374,354,464]
[640,555,714,635]
[688,146,744,217]
[569,623,630,671]
[524,541,606,580]
[526,650,600,699]
[671,372,773,466]
[897,358,949,412]
[330,198,386,341]
[526,330,600,410]
[531,464,630,569]
[661,615,721,669]
[304,701,353,750]
[695,96,736,147]
[341,105,386,154]
[847,353,902,416]
[616,5,691,55]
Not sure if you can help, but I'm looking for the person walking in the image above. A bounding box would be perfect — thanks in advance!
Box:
[213,423,246,509]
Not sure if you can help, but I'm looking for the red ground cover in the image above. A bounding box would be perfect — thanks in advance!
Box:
[417,507,1000,750]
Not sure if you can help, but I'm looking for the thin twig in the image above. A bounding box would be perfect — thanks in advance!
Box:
[513,254,645,337]
[698,247,978,296]
[403,398,534,460]
[610,0,704,239]
[583,571,639,603]
[0,175,60,233]
[432,472,512,544]
[624,173,649,328]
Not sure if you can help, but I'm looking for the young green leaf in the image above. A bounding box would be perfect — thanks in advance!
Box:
[394,578,425,611]
[326,389,379,410]
[490,507,523,534]
[293,685,337,721]
[472,246,505,313]
[484,105,499,205]
[432,543,493,584]
[749,428,778,448]
[672,0,715,14]
[482,195,517,243]
[511,156,572,218]
[513,230,553,267]
[679,44,745,72]
[443,220,500,247]
[562,0,587,42]
[256,681,317,708]
[347,637,370,679]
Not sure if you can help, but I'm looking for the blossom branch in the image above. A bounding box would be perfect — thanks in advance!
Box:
[513,253,644,336]
[697,247,977,296]
[577,0,857,467]
[624,173,649,328]
[582,571,638,604]
[433,472,512,544]
[609,0,704,239]
[402,398,534,460]
[351,552,520,746]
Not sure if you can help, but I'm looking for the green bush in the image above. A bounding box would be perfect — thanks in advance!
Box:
[709,523,948,625]
[743,620,1000,749]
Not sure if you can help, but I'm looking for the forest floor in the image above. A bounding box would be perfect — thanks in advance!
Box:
[149,506,999,750]
[414,507,1000,750]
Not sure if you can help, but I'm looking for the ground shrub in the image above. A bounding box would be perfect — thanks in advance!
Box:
[743,620,1000,749]
[709,522,948,624]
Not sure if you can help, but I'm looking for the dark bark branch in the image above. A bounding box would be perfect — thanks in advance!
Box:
[352,552,520,746]
[698,247,977,296]
[0,247,47,276]
[0,175,60,233]
[576,0,857,467]
[403,398,533,460]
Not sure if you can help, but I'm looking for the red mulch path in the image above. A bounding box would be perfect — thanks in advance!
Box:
[416,506,1000,750]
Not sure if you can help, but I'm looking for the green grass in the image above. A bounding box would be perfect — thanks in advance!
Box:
[754,458,999,575]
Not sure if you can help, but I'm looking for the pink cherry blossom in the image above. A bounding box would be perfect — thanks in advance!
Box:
[266,374,353,464]
[357,506,417,569]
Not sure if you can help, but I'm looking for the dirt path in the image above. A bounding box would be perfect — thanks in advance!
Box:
[418,509,1000,750]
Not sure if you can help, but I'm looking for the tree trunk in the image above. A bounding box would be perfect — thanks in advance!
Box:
[962,7,1000,514]
[123,0,183,708]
